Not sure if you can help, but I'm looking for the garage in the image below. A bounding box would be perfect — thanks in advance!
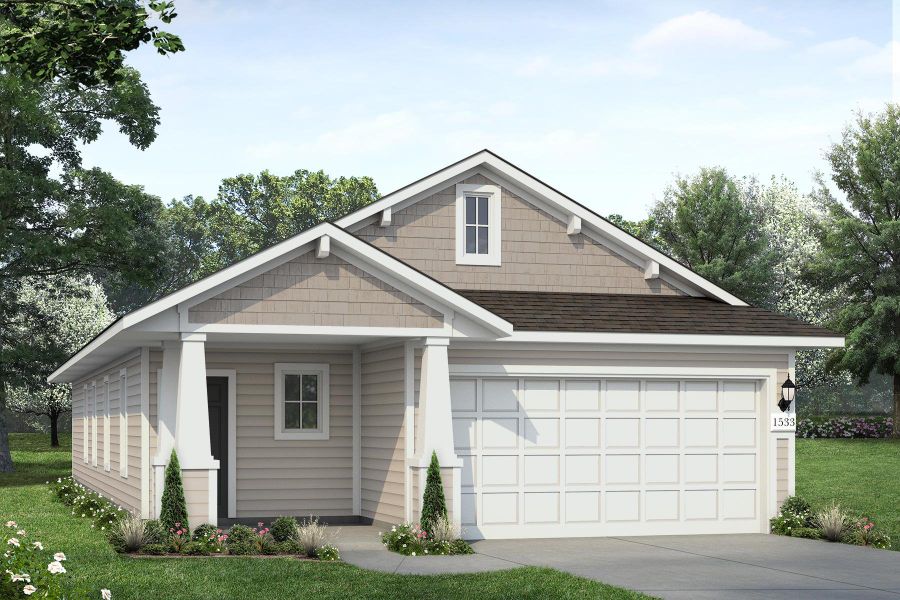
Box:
[450,376,765,539]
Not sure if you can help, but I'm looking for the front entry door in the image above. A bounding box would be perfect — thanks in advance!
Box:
[207,377,228,519]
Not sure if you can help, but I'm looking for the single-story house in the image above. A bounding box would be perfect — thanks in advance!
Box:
[49,150,842,539]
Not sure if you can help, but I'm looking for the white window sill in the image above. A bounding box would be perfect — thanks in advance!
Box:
[274,430,330,441]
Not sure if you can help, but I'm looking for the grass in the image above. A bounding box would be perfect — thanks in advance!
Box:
[0,433,649,600]
[796,437,900,550]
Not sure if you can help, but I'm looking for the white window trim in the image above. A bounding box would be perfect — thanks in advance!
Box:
[455,183,501,266]
[273,363,330,441]
[119,369,128,478]
[103,377,111,471]
[82,384,89,463]
[90,382,98,467]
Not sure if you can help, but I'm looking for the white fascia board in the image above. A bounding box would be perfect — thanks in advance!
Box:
[501,331,845,348]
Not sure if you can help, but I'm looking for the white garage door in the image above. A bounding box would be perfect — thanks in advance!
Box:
[450,377,763,539]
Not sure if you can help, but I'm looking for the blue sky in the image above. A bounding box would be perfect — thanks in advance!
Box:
[81,0,895,218]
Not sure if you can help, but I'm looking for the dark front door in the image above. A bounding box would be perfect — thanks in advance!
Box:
[207,376,228,520]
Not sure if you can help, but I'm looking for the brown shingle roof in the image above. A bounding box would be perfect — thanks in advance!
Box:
[457,290,838,337]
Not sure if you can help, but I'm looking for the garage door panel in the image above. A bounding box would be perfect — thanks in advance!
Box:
[606,380,640,411]
[565,380,601,411]
[451,376,763,539]
[524,418,559,449]
[482,455,518,486]
[565,454,601,485]
[605,418,640,448]
[483,379,518,412]
[566,418,601,448]
[483,418,518,449]
[523,379,559,412]
[525,455,559,486]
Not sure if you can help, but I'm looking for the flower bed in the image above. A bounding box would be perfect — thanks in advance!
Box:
[1,521,111,599]
[770,495,892,549]
[380,521,473,556]
[797,416,893,438]
[48,478,340,560]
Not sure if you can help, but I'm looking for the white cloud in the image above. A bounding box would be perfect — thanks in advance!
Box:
[633,11,784,53]
[246,110,419,159]
[840,41,898,79]
[807,36,877,56]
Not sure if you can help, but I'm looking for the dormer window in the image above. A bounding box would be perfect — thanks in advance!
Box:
[456,183,501,266]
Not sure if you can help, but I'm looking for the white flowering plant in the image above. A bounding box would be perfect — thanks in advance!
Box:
[0,521,110,599]
[48,478,127,532]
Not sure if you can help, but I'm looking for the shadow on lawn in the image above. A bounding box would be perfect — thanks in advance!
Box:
[0,433,72,488]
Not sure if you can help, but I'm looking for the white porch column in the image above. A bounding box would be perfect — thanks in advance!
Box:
[412,337,462,530]
[153,333,219,526]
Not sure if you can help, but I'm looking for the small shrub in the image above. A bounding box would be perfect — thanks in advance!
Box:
[225,523,274,555]
[227,541,257,556]
[381,523,427,556]
[273,539,303,555]
[316,544,340,561]
[270,516,297,542]
[141,543,168,555]
[181,541,211,556]
[225,524,256,545]
[780,496,813,525]
[192,523,218,542]
[159,450,189,532]
[143,519,167,545]
[770,495,814,536]
[448,539,473,554]
[421,451,448,534]
[293,516,332,557]
[770,513,806,536]
[848,517,892,549]
[815,503,850,542]
[108,513,149,553]
[790,527,823,540]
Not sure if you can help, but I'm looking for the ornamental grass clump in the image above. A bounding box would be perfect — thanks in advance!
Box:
[815,503,851,542]
[293,516,333,557]
[108,513,149,553]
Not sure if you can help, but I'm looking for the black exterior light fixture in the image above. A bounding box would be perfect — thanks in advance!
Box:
[778,377,796,412]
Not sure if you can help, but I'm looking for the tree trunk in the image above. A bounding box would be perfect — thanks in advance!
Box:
[893,373,900,438]
[0,384,14,473]
[50,410,59,448]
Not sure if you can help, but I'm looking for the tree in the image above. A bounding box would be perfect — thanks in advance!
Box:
[159,449,188,531]
[607,213,662,250]
[150,170,380,296]
[0,0,183,86]
[6,276,113,446]
[0,64,170,471]
[649,168,776,306]
[757,177,849,391]
[420,451,447,535]
[809,105,900,436]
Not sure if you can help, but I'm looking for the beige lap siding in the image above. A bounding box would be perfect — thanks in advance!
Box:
[776,439,789,507]
[182,470,211,526]
[71,354,143,513]
[187,251,443,328]
[206,348,354,517]
[357,174,684,295]
[360,344,406,523]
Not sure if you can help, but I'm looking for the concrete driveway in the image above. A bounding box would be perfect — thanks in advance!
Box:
[471,534,900,599]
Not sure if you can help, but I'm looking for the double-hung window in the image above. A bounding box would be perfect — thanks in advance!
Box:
[274,363,329,440]
[456,183,501,265]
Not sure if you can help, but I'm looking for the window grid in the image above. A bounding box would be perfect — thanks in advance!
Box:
[464,195,490,255]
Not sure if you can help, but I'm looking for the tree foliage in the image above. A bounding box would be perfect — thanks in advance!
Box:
[148,170,380,298]
[5,276,113,446]
[159,449,188,531]
[420,451,448,535]
[0,0,184,86]
[649,167,776,306]
[809,104,900,435]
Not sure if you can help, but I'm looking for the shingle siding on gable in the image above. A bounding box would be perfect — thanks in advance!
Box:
[187,251,444,328]
[356,174,684,295]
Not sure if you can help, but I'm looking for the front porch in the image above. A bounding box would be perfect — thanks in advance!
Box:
[150,334,461,530]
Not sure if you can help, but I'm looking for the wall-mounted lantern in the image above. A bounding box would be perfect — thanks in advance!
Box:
[778,377,796,412]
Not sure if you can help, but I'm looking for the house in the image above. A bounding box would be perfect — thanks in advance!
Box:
[48,150,842,539]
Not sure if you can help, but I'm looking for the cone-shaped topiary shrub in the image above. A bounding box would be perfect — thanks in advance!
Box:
[420,450,447,535]
[159,449,189,532]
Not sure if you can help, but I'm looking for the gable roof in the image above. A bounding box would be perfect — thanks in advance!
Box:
[458,290,839,340]
[335,149,747,306]
[48,222,513,383]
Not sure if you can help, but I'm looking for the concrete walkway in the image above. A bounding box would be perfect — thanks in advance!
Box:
[336,526,900,599]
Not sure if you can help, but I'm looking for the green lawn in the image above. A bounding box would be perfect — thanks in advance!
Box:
[0,434,648,600]
[796,437,900,550]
